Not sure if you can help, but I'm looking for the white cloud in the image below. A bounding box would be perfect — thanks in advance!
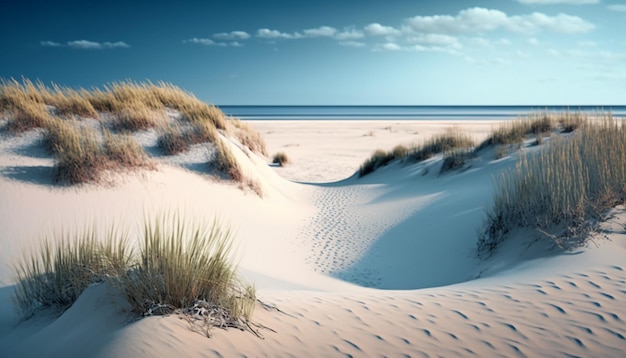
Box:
[256,28,302,39]
[607,4,626,12]
[528,37,540,45]
[404,7,594,35]
[42,40,129,49]
[336,29,365,40]
[339,41,366,48]
[407,34,462,50]
[183,37,217,46]
[41,41,61,47]
[548,48,561,56]
[517,0,598,4]
[183,38,243,47]
[381,42,402,51]
[303,26,337,37]
[364,23,401,36]
[213,31,250,40]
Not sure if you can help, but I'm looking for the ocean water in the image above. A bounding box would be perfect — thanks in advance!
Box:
[219,105,626,121]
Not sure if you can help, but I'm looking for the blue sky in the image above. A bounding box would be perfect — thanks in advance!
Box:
[1,0,625,105]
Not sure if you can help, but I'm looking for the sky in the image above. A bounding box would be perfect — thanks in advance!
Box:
[1,0,625,105]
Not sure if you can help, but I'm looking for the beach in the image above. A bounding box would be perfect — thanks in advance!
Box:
[1,118,626,357]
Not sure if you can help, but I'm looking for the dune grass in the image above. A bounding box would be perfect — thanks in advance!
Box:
[52,125,107,184]
[272,151,289,166]
[475,114,555,154]
[0,79,52,133]
[158,123,189,155]
[13,215,255,328]
[110,100,165,132]
[478,114,626,254]
[44,120,151,184]
[214,138,244,182]
[229,118,267,155]
[359,129,475,176]
[440,149,475,174]
[13,227,131,318]
[2,78,267,191]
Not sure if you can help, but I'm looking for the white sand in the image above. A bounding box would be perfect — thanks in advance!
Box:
[1,120,626,357]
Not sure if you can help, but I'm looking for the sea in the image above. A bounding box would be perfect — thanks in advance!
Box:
[219,105,626,121]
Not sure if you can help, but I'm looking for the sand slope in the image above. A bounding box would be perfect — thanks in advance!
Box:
[1,120,626,357]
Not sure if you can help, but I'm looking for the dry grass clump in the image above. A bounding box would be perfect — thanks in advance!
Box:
[115,216,255,322]
[558,111,585,133]
[0,80,51,133]
[2,78,267,193]
[103,131,151,170]
[13,228,131,318]
[13,216,255,329]
[272,151,289,166]
[359,129,475,177]
[158,124,189,155]
[478,115,626,254]
[53,125,106,184]
[476,114,555,152]
[359,149,396,176]
[192,120,219,144]
[110,100,165,132]
[409,129,475,162]
[440,149,475,174]
[179,102,227,130]
[158,121,219,156]
[45,121,151,184]
[228,119,267,155]
[214,138,243,182]
[34,84,98,119]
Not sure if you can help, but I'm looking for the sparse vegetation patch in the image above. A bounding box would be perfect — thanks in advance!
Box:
[358,129,475,177]
[13,216,256,335]
[272,151,289,166]
[478,114,626,254]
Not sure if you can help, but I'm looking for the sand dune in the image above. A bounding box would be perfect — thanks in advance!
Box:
[1,120,626,357]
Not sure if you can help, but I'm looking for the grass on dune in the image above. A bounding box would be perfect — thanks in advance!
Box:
[478,113,626,254]
[1,78,267,192]
[272,151,289,166]
[13,215,255,332]
[359,129,475,176]
[13,227,132,318]
[44,120,152,185]
[214,137,244,182]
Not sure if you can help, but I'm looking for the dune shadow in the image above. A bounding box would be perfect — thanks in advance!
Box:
[1,165,55,186]
[12,142,50,160]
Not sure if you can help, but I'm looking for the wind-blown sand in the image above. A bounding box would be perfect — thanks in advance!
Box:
[1,120,625,357]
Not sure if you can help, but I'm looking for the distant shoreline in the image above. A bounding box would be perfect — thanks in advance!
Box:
[220,105,626,121]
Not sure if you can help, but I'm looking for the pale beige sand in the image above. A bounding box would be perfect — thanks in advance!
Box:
[1,119,625,357]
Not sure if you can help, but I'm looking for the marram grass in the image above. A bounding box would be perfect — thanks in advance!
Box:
[359,128,475,176]
[13,215,255,324]
[479,114,626,254]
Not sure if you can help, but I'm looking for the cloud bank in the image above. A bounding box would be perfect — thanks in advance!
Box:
[41,40,130,49]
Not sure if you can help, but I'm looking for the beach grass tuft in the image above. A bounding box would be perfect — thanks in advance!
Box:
[13,227,131,318]
[272,151,289,166]
[214,138,244,182]
[359,129,475,177]
[478,114,626,254]
[13,215,255,326]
